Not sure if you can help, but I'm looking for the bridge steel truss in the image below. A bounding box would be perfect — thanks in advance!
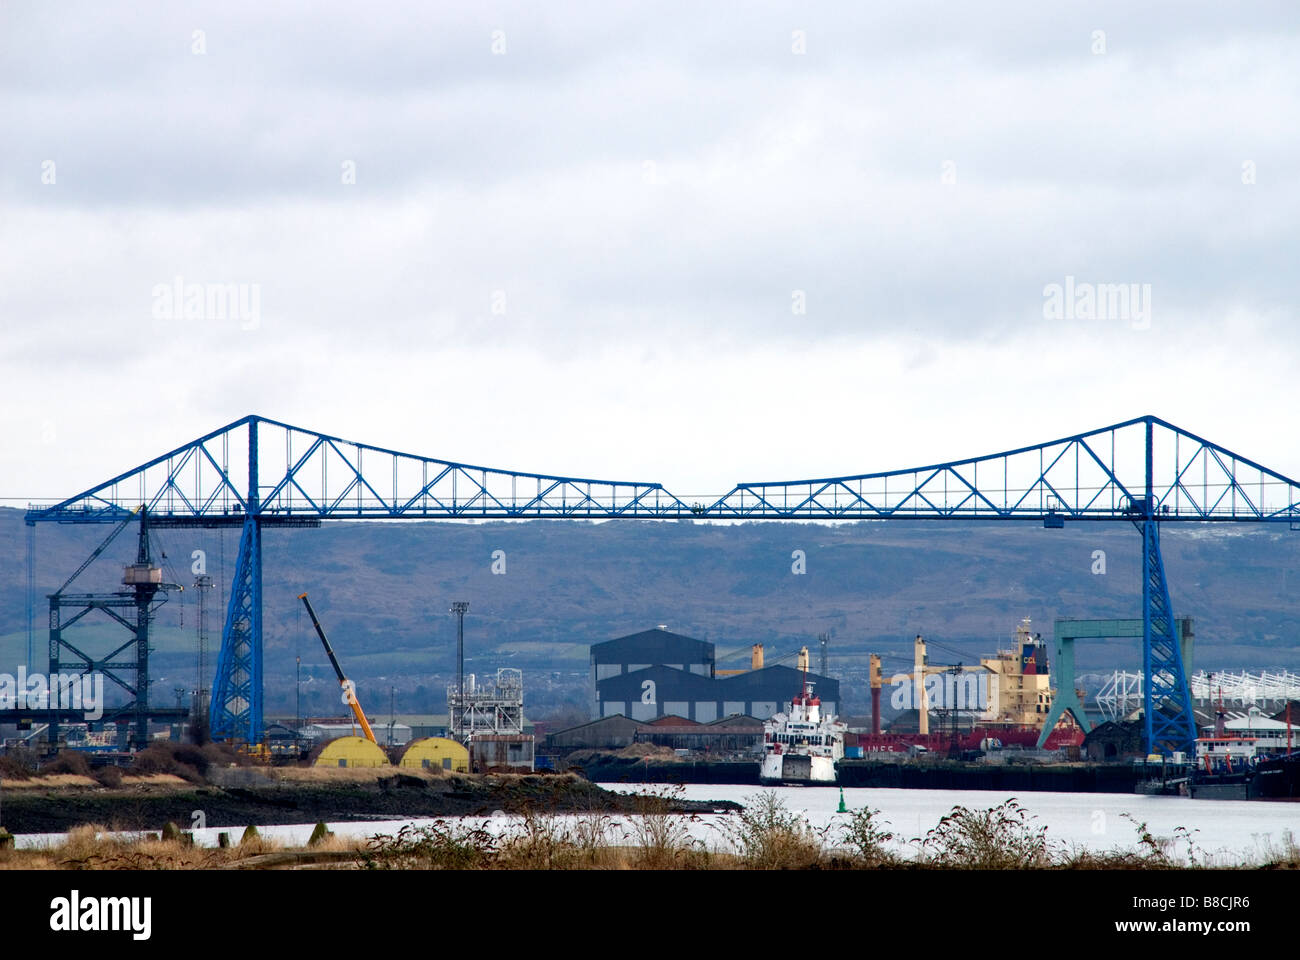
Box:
[24,414,1300,755]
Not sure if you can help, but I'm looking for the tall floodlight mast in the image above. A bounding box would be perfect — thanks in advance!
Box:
[451,601,469,741]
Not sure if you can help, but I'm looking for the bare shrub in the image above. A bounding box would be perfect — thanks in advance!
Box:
[1058,814,1204,870]
[498,810,584,869]
[627,785,706,869]
[0,747,37,780]
[39,751,92,777]
[128,743,209,782]
[571,809,622,867]
[838,806,897,867]
[915,799,1052,869]
[721,791,825,870]
[1249,828,1300,869]
[359,821,498,870]
[58,824,109,864]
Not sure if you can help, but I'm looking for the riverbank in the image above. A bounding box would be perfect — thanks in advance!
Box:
[0,767,738,835]
[569,757,1144,793]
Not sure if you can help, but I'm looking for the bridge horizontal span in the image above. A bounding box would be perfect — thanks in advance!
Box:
[25,414,1300,525]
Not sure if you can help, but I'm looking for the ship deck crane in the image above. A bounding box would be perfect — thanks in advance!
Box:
[297,592,376,744]
[911,635,996,736]
[716,643,765,676]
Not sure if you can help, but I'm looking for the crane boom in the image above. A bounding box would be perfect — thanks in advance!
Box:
[297,592,377,744]
[55,506,141,596]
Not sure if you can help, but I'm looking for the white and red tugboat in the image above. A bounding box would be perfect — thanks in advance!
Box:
[760,646,846,785]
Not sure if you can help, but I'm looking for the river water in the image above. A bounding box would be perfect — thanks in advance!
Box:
[622,784,1300,865]
[13,784,1298,865]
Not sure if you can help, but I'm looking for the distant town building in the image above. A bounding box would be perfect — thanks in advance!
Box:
[468,734,535,772]
[1083,720,1145,761]
[303,719,412,745]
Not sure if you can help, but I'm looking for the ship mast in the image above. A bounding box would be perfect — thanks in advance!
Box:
[1214,674,1226,738]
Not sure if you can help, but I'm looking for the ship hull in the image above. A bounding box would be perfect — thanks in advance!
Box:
[854,722,1083,755]
[1189,754,1300,800]
[760,753,837,785]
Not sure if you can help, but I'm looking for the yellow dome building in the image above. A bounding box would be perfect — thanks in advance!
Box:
[313,736,390,768]
[399,737,469,773]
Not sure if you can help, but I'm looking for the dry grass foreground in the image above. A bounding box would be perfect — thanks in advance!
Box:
[3,794,1300,871]
[1,774,190,791]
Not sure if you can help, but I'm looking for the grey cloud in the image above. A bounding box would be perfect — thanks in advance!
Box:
[1,0,1297,495]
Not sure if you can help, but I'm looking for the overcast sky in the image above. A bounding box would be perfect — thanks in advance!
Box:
[2,2,1297,501]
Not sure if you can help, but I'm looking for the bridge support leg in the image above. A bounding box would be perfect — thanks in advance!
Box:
[1037,631,1091,748]
[48,601,61,746]
[1142,520,1196,757]
[210,517,263,742]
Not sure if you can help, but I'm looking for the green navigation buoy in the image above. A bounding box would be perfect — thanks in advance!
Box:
[837,786,847,813]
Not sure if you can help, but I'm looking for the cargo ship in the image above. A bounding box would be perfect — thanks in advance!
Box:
[760,647,846,785]
[856,618,1085,756]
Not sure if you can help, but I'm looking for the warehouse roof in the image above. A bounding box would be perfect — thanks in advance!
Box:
[546,713,764,748]
[550,714,644,736]
[709,714,763,728]
[718,664,839,699]
[591,628,715,662]
[597,665,721,699]
[596,663,840,703]
[639,722,762,735]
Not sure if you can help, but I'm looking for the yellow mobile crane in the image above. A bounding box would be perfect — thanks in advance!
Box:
[298,592,377,744]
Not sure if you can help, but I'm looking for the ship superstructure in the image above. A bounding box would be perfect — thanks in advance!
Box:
[980,618,1053,725]
[760,646,847,784]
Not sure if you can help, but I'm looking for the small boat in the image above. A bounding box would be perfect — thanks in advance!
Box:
[760,646,846,785]
[1189,739,1300,800]
[1186,702,1300,800]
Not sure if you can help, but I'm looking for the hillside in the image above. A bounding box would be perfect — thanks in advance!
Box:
[1,507,1296,717]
